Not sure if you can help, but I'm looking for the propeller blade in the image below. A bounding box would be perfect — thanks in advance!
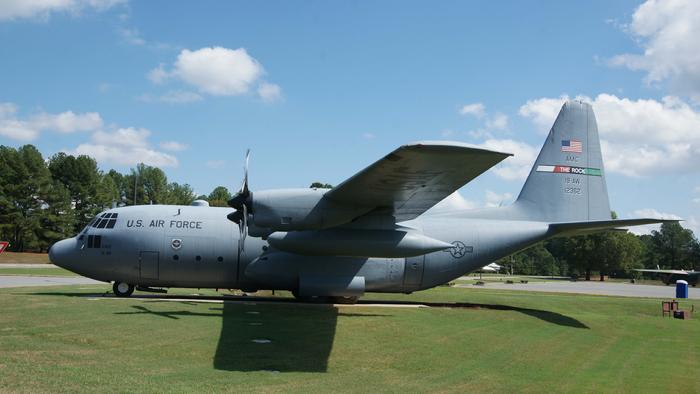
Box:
[242,149,250,194]
[229,148,252,256]
[240,204,248,253]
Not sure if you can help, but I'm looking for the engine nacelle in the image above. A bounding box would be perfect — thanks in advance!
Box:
[251,188,370,231]
[267,228,454,258]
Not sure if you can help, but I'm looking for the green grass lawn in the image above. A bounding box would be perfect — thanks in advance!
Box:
[0,285,698,393]
[0,267,78,276]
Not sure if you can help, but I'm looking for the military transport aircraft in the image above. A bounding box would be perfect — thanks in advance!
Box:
[478,263,502,273]
[635,267,699,286]
[49,101,674,303]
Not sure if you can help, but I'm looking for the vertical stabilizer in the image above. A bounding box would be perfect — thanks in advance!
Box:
[515,100,611,222]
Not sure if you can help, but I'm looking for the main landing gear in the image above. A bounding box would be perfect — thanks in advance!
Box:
[113,282,135,297]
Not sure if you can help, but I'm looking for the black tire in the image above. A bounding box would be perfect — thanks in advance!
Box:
[113,282,135,297]
[292,290,314,303]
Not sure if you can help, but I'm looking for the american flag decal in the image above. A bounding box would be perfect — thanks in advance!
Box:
[561,139,582,153]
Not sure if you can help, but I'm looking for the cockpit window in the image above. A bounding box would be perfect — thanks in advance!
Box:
[91,213,119,230]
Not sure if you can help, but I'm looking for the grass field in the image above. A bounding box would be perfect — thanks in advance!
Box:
[0,252,50,264]
[1,284,698,393]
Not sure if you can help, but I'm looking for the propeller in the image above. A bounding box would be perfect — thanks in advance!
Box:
[227,149,253,254]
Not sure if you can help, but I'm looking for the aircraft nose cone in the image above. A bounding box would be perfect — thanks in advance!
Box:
[49,238,76,270]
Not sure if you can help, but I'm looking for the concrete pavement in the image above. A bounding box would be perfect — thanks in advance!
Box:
[457,280,700,299]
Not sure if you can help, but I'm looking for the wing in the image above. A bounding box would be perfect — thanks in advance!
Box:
[325,141,512,221]
[635,269,689,275]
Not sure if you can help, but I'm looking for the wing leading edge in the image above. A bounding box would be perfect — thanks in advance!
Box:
[325,141,512,221]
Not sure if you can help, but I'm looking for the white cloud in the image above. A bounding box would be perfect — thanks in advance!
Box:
[519,95,570,134]
[609,0,700,98]
[519,94,700,177]
[458,103,509,136]
[31,110,103,133]
[159,140,188,152]
[627,208,685,235]
[98,82,112,93]
[68,127,178,168]
[485,112,508,131]
[162,47,261,95]
[0,102,102,141]
[205,160,225,169]
[137,91,202,104]
[173,47,262,95]
[427,191,479,213]
[427,190,516,214]
[118,27,145,46]
[459,103,485,118]
[258,82,282,102]
[147,47,280,102]
[484,190,514,208]
[147,63,169,84]
[362,132,376,140]
[476,139,539,181]
[0,0,126,21]
[158,90,202,104]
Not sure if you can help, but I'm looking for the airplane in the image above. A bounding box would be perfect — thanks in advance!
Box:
[49,100,675,303]
[478,263,502,273]
[635,266,699,287]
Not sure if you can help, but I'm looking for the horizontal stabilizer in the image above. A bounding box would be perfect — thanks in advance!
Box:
[634,269,695,275]
[549,218,678,237]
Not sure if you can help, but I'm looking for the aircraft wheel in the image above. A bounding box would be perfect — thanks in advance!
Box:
[113,282,134,297]
[291,290,314,303]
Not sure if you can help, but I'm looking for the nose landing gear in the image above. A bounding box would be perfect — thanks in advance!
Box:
[113,282,135,297]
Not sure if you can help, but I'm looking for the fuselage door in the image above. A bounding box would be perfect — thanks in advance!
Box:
[139,251,159,280]
[403,255,424,290]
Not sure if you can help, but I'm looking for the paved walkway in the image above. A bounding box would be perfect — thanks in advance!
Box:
[457,280,700,299]
[0,275,101,288]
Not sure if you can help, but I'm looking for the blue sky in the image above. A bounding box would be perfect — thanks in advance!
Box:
[1,0,699,234]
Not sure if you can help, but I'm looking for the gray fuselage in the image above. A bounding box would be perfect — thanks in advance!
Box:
[49,203,550,294]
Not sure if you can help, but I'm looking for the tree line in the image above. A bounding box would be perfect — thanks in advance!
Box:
[0,144,232,252]
[499,220,700,279]
[1,144,698,278]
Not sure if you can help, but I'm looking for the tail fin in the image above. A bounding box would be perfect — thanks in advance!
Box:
[515,100,611,222]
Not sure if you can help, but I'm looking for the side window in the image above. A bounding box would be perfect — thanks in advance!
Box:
[86,235,103,248]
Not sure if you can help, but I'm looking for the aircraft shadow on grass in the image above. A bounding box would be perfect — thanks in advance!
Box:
[32,292,588,372]
[114,301,385,373]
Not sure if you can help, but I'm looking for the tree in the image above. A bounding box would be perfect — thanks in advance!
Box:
[591,231,644,279]
[0,145,53,251]
[166,182,196,205]
[208,186,232,207]
[124,163,169,205]
[48,153,104,230]
[37,181,75,251]
[650,222,697,270]
[499,243,559,276]
[310,182,333,189]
